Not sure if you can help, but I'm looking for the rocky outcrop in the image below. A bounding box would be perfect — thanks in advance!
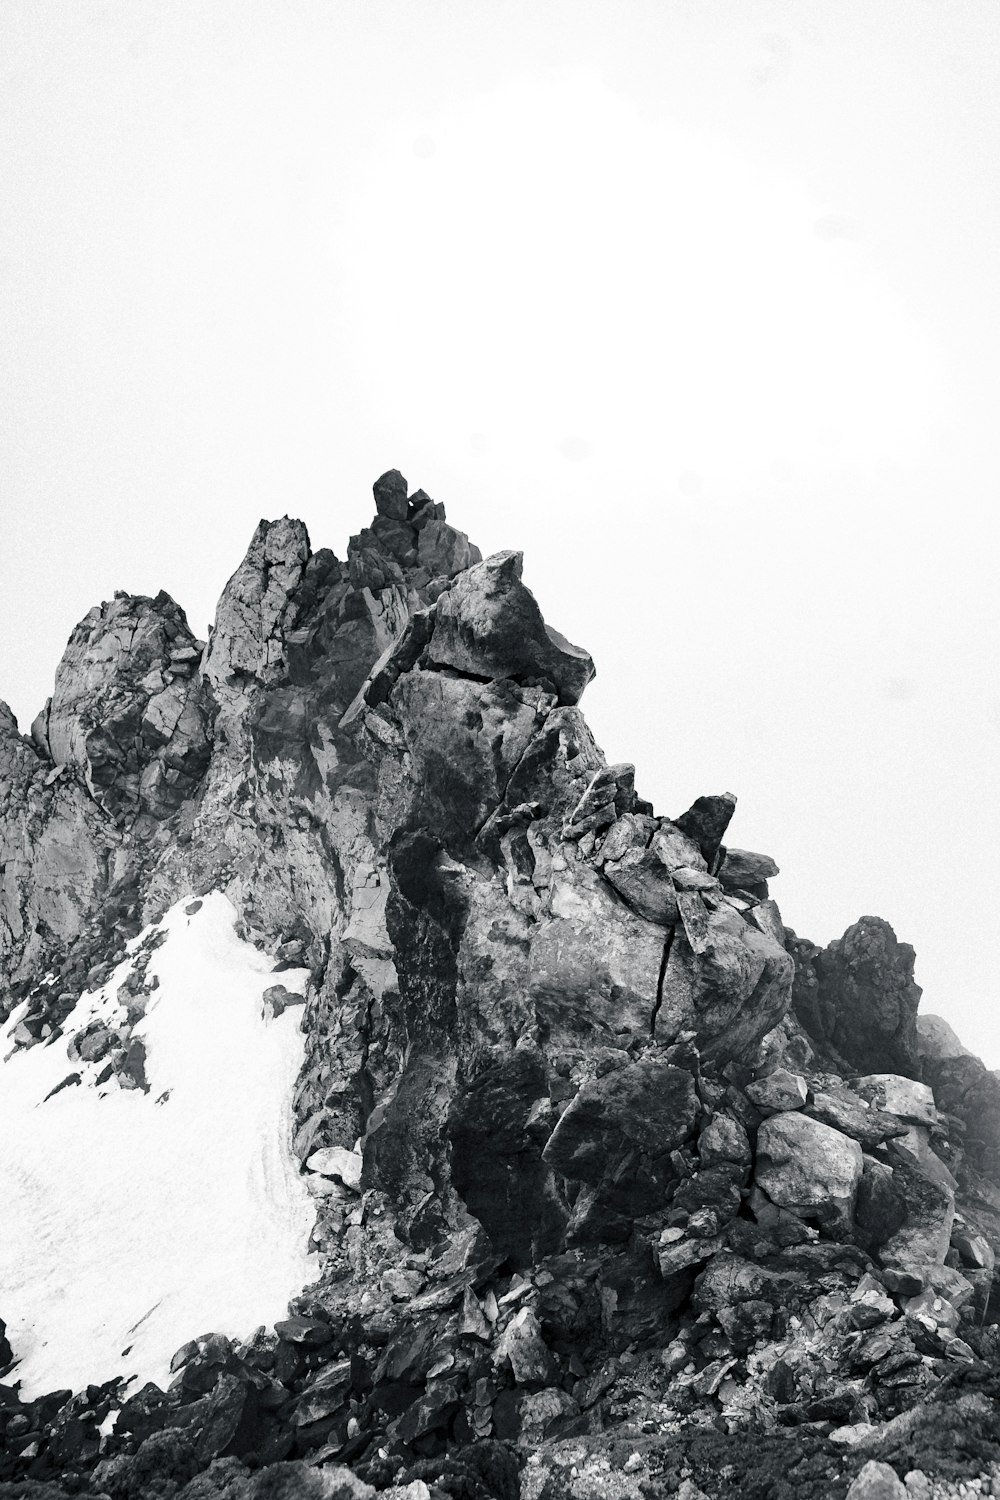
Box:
[36,589,211,821]
[3,470,1000,1499]
[789,916,923,1078]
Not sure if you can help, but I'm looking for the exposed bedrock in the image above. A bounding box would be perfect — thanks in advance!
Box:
[3,470,1000,1496]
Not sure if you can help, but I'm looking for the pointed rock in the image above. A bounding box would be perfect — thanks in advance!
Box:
[425,550,595,705]
[674,792,737,865]
[372,468,409,520]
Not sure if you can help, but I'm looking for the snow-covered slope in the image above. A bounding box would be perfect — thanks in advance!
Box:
[0,892,316,1398]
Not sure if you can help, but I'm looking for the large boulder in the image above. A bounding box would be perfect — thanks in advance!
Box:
[203,516,310,694]
[754,1111,864,1230]
[37,591,211,820]
[425,550,595,705]
[790,916,922,1078]
[658,900,793,1063]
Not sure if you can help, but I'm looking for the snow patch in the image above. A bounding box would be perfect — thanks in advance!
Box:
[0,892,317,1398]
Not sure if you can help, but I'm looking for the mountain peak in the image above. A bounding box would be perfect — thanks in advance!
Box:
[2,472,1000,1497]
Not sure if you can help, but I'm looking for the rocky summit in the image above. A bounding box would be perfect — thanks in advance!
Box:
[3,474,1000,1500]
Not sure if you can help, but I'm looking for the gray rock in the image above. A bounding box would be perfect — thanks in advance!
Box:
[792,916,922,1078]
[305,1146,363,1191]
[372,468,410,521]
[879,1160,955,1267]
[425,550,595,705]
[698,1113,752,1169]
[718,848,779,887]
[673,792,736,865]
[602,845,678,924]
[917,1012,970,1063]
[846,1460,907,1500]
[754,1111,863,1228]
[746,1068,808,1114]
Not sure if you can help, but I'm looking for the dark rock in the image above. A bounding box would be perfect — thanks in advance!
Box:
[372,469,410,521]
[718,848,779,888]
[425,551,595,706]
[791,916,922,1078]
[272,1317,332,1347]
[194,1375,263,1462]
[674,793,737,866]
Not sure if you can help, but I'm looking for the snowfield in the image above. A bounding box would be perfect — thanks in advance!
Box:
[0,892,317,1398]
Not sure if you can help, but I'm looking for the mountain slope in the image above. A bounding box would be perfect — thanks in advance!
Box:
[3,472,1000,1500]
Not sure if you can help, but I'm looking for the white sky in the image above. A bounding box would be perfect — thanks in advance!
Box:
[1,3,998,1058]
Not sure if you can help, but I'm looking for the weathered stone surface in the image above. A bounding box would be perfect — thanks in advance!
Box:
[718,848,779,888]
[854,1154,908,1253]
[203,518,310,694]
[879,1161,955,1268]
[601,844,679,924]
[791,916,922,1078]
[34,590,212,821]
[856,1075,937,1128]
[805,1084,908,1149]
[657,900,793,1062]
[543,1058,698,1186]
[746,1067,808,1114]
[304,1147,363,1191]
[673,792,736,866]
[755,1112,864,1228]
[373,468,409,521]
[917,1012,970,1064]
[846,1460,907,1500]
[425,550,595,705]
[697,1112,752,1169]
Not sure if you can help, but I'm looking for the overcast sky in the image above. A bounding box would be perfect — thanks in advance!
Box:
[2,2,998,1061]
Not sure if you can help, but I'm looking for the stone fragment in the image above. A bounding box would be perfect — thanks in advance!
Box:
[745,1068,808,1114]
[426,550,595,705]
[651,822,708,873]
[748,897,785,946]
[793,917,922,1078]
[203,516,310,691]
[855,1154,908,1253]
[951,1221,994,1271]
[698,1113,752,1169]
[493,1307,558,1386]
[195,1373,262,1461]
[305,1146,363,1191]
[694,1252,798,1313]
[718,848,779,887]
[754,1112,863,1228]
[675,890,711,954]
[372,468,409,520]
[657,1233,725,1278]
[846,1460,907,1500]
[597,812,655,865]
[542,1058,698,1187]
[673,793,737,865]
[602,845,678,924]
[43,590,212,821]
[658,899,793,1064]
[882,1267,924,1298]
[856,1074,937,1127]
[806,1087,907,1149]
[273,1316,333,1345]
[262,984,305,1019]
[879,1161,955,1269]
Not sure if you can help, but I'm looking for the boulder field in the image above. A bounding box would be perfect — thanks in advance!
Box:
[3,473,1000,1500]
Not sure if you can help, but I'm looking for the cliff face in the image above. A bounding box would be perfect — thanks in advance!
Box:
[3,473,1000,1500]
